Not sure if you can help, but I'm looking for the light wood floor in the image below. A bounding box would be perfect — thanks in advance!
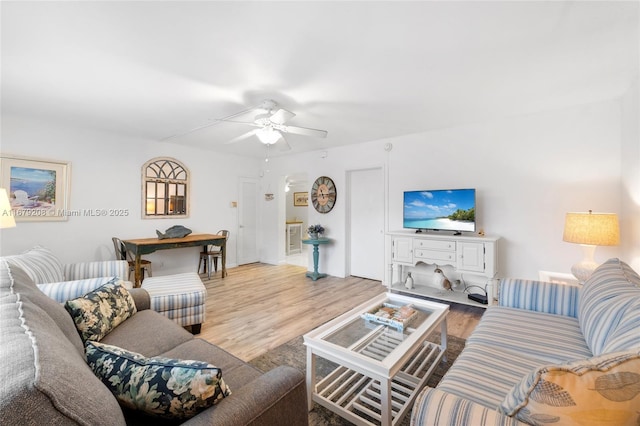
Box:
[197,263,484,362]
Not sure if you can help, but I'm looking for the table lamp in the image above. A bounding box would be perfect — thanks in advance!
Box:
[0,188,16,229]
[563,210,619,282]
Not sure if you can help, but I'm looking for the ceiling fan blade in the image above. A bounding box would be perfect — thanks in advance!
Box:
[161,104,261,141]
[216,119,262,128]
[161,120,219,141]
[225,130,258,144]
[281,125,328,138]
[269,108,296,125]
[278,135,292,151]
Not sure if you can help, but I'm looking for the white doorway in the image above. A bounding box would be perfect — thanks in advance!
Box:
[238,177,259,265]
[348,167,385,280]
[284,173,309,267]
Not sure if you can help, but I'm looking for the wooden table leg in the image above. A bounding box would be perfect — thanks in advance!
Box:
[221,241,227,278]
[133,253,142,288]
[200,245,207,276]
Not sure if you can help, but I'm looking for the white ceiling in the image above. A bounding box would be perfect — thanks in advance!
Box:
[2,1,638,158]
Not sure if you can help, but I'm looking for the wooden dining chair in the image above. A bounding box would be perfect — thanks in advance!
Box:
[198,230,229,279]
[112,237,152,282]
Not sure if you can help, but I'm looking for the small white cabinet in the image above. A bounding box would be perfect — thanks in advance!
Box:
[392,237,413,264]
[286,223,302,255]
[388,231,500,307]
[458,242,485,273]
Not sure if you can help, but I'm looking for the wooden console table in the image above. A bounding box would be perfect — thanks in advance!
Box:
[123,233,227,287]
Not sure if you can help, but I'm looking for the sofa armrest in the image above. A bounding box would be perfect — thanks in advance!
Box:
[498,278,580,317]
[37,277,119,302]
[63,260,129,281]
[182,365,308,426]
[411,388,526,426]
[128,288,150,311]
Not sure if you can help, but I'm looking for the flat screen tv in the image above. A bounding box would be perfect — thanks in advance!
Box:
[403,188,476,233]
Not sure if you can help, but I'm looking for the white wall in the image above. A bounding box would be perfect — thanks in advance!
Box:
[0,115,261,275]
[263,98,628,281]
[266,145,388,278]
[621,79,640,271]
[2,95,634,283]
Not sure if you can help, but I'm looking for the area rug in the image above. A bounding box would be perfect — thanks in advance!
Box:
[248,333,465,426]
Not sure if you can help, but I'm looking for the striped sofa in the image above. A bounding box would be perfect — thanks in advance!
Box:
[4,246,206,332]
[411,258,640,426]
[4,245,131,301]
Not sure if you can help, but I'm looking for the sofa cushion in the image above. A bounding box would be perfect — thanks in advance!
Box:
[100,309,194,357]
[85,341,231,420]
[467,306,592,363]
[499,349,640,426]
[437,341,544,409]
[64,279,137,343]
[161,339,263,391]
[579,258,640,355]
[0,259,126,426]
[4,245,64,284]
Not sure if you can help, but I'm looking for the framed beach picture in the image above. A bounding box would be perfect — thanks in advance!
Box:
[0,155,71,222]
[293,191,308,206]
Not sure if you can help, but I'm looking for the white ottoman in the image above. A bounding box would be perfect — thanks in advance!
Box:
[141,272,206,334]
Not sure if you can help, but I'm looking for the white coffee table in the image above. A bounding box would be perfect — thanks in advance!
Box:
[303,292,449,426]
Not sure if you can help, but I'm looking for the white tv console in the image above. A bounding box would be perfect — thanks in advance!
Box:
[388,231,500,308]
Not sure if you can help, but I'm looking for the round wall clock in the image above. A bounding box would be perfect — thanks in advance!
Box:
[311,176,337,214]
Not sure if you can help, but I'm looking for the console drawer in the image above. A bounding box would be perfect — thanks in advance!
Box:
[414,249,456,263]
[414,239,456,251]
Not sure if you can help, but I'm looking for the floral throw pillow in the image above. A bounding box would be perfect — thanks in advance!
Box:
[85,341,231,419]
[499,349,640,425]
[64,279,136,342]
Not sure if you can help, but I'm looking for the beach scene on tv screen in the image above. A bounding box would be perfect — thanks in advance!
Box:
[403,189,475,231]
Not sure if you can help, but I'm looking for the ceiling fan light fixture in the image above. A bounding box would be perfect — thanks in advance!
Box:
[256,127,282,145]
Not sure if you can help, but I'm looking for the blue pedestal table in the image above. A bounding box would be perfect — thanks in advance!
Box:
[302,237,331,281]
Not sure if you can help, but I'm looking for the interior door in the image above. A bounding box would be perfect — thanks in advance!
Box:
[349,168,384,280]
[238,177,259,265]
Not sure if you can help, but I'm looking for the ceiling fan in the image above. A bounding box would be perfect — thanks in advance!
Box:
[162,99,327,152]
[221,99,328,151]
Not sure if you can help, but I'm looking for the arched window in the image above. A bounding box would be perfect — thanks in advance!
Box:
[142,157,189,218]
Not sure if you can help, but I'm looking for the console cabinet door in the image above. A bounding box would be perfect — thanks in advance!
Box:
[458,242,485,273]
[392,237,413,264]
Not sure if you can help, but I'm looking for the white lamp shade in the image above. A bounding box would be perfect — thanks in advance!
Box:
[0,188,17,228]
[563,211,620,246]
[563,210,619,282]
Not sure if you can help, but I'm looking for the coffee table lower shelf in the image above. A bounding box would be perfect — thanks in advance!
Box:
[312,341,443,426]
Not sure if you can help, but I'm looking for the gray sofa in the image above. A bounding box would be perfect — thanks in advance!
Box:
[0,257,308,425]
[411,257,640,425]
